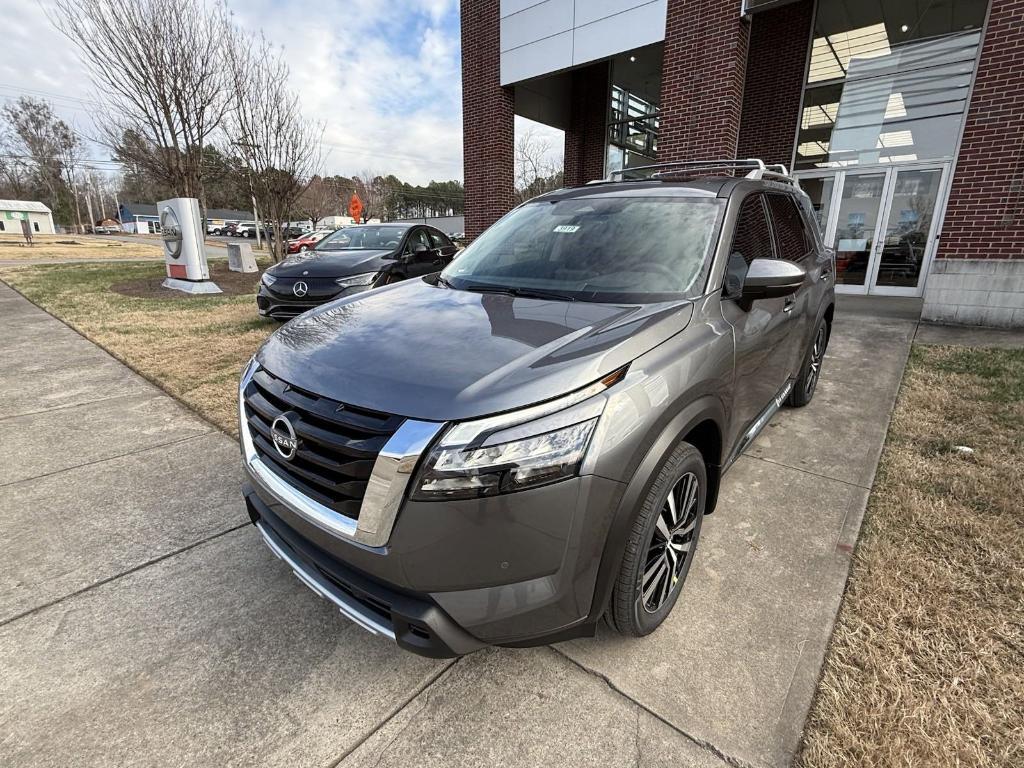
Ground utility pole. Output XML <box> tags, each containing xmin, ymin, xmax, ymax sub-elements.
<box><xmin>70</xmin><ymin>169</ymin><xmax>84</xmax><ymax>234</ymax></box>
<box><xmin>114</xmin><ymin>190</ymin><xmax>122</xmax><ymax>229</ymax></box>
<box><xmin>84</xmin><ymin>177</ymin><xmax>95</xmax><ymax>233</ymax></box>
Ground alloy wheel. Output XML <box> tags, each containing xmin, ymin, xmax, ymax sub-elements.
<box><xmin>640</xmin><ymin>471</ymin><xmax>700</xmax><ymax>613</ymax></box>
<box><xmin>805</xmin><ymin>324</ymin><xmax>827</xmax><ymax>397</ymax></box>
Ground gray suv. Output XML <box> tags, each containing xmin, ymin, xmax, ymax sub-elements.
<box><xmin>239</xmin><ymin>160</ymin><xmax>835</xmax><ymax>657</ymax></box>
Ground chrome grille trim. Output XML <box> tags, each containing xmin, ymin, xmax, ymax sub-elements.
<box><xmin>239</xmin><ymin>360</ymin><xmax>443</xmax><ymax>548</ymax></box>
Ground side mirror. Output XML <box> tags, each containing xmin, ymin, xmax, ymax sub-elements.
<box><xmin>741</xmin><ymin>258</ymin><xmax>806</xmax><ymax>303</ymax></box>
<box><xmin>410</xmin><ymin>242</ymin><xmax>433</xmax><ymax>261</ymax></box>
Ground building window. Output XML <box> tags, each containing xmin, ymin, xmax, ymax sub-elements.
<box><xmin>795</xmin><ymin>0</ymin><xmax>987</xmax><ymax>170</ymax></box>
<box><xmin>606</xmin><ymin>46</ymin><xmax>662</xmax><ymax>177</ymax></box>
<box><xmin>0</xmin><ymin>221</ymin><xmax>5</xmax><ymax>231</ymax></box>
<box><xmin>33</xmin><ymin>222</ymin><xmax>39</xmax><ymax>232</ymax></box>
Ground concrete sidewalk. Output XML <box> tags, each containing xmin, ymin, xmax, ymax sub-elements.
<box><xmin>0</xmin><ymin>283</ymin><xmax>916</xmax><ymax>767</ymax></box>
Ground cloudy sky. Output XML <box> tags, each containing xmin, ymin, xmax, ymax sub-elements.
<box><xmin>1</xmin><ymin>0</ymin><xmax>561</xmax><ymax>185</ymax></box>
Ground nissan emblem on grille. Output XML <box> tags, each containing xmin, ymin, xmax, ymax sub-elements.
<box><xmin>270</xmin><ymin>414</ymin><xmax>299</xmax><ymax>460</ymax></box>
<box><xmin>293</xmin><ymin>281</ymin><xmax>309</xmax><ymax>297</ymax></box>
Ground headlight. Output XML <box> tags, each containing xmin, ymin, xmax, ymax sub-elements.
<box><xmin>410</xmin><ymin>377</ymin><xmax>619</xmax><ymax>501</ymax></box>
<box><xmin>260</xmin><ymin>272</ymin><xmax>276</xmax><ymax>286</ymax></box>
<box><xmin>335</xmin><ymin>272</ymin><xmax>378</xmax><ymax>288</ymax></box>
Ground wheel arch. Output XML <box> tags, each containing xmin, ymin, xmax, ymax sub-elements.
<box><xmin>587</xmin><ymin>396</ymin><xmax>726</xmax><ymax>623</ymax></box>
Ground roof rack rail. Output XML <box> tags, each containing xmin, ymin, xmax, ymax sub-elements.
<box><xmin>606</xmin><ymin>158</ymin><xmax>801</xmax><ymax>190</ymax></box>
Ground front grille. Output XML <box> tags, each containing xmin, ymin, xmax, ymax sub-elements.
<box><xmin>267</xmin><ymin>277</ymin><xmax>341</xmax><ymax>300</ymax></box>
<box><xmin>243</xmin><ymin>368</ymin><xmax>405</xmax><ymax>520</ymax></box>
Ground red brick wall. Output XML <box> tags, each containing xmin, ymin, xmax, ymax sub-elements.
<box><xmin>938</xmin><ymin>0</ymin><xmax>1024</xmax><ymax>260</ymax></box>
<box><xmin>737</xmin><ymin>0</ymin><xmax>814</xmax><ymax>167</ymax></box>
<box><xmin>658</xmin><ymin>0</ymin><xmax>751</xmax><ymax>162</ymax></box>
<box><xmin>461</xmin><ymin>0</ymin><xmax>515</xmax><ymax>240</ymax></box>
<box><xmin>564</xmin><ymin>62</ymin><xmax>610</xmax><ymax>187</ymax></box>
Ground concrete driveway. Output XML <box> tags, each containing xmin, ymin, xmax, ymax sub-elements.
<box><xmin>0</xmin><ymin>282</ymin><xmax>917</xmax><ymax>768</ymax></box>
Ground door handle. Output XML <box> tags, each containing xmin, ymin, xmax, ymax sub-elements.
<box><xmin>783</xmin><ymin>298</ymin><xmax>796</xmax><ymax>313</ymax></box>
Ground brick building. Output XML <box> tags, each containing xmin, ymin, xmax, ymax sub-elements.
<box><xmin>462</xmin><ymin>0</ymin><xmax>1024</xmax><ymax>326</ymax></box>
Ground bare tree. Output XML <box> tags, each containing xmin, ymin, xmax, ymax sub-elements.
<box><xmin>49</xmin><ymin>0</ymin><xmax>230</xmax><ymax>209</ymax></box>
<box><xmin>515</xmin><ymin>128</ymin><xmax>564</xmax><ymax>204</ymax></box>
<box><xmin>223</xmin><ymin>29</ymin><xmax>322</xmax><ymax>261</ymax></box>
<box><xmin>354</xmin><ymin>171</ymin><xmax>385</xmax><ymax>222</ymax></box>
<box><xmin>296</xmin><ymin>175</ymin><xmax>336</xmax><ymax>229</ymax></box>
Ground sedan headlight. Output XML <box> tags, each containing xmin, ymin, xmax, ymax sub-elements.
<box><xmin>335</xmin><ymin>272</ymin><xmax>378</xmax><ymax>288</ymax></box>
<box><xmin>410</xmin><ymin>372</ymin><xmax>625</xmax><ymax>501</ymax></box>
<box><xmin>260</xmin><ymin>272</ymin><xmax>277</xmax><ymax>286</ymax></box>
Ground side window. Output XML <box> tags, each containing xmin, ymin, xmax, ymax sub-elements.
<box><xmin>428</xmin><ymin>228</ymin><xmax>452</xmax><ymax>250</ymax></box>
<box><xmin>767</xmin><ymin>193</ymin><xmax>814</xmax><ymax>262</ymax></box>
<box><xmin>406</xmin><ymin>228</ymin><xmax>432</xmax><ymax>252</ymax></box>
<box><xmin>725</xmin><ymin>195</ymin><xmax>773</xmax><ymax>296</ymax></box>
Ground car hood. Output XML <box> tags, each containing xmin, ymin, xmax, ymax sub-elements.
<box><xmin>256</xmin><ymin>278</ymin><xmax>694</xmax><ymax>422</ymax></box>
<box><xmin>268</xmin><ymin>250</ymin><xmax>393</xmax><ymax>277</ymax></box>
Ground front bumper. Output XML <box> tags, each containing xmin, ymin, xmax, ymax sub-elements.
<box><xmin>243</xmin><ymin>467</ymin><xmax>626</xmax><ymax>655</ymax></box>
<box><xmin>245</xmin><ymin>491</ymin><xmax>485</xmax><ymax>657</ymax></box>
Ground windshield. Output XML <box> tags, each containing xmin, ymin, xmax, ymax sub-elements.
<box><xmin>441</xmin><ymin>197</ymin><xmax>723</xmax><ymax>302</ymax></box>
<box><xmin>316</xmin><ymin>225</ymin><xmax>409</xmax><ymax>251</ymax></box>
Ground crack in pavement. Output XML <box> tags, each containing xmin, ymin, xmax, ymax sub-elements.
<box><xmin>325</xmin><ymin>658</ymin><xmax>460</xmax><ymax>768</ymax></box>
<box><xmin>0</xmin><ymin>431</ymin><xmax>216</xmax><ymax>489</ymax></box>
<box><xmin>549</xmin><ymin>646</ymin><xmax>757</xmax><ymax>768</ymax></box>
<box><xmin>0</xmin><ymin>522</ymin><xmax>249</xmax><ymax>629</ymax></box>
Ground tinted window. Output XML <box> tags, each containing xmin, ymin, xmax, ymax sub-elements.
<box><xmin>443</xmin><ymin>197</ymin><xmax>725</xmax><ymax>302</ymax></box>
<box><xmin>767</xmin><ymin>194</ymin><xmax>813</xmax><ymax>262</ymax></box>
<box><xmin>406</xmin><ymin>228</ymin><xmax>432</xmax><ymax>252</ymax></box>
<box><xmin>731</xmin><ymin>195</ymin><xmax>774</xmax><ymax>265</ymax></box>
<box><xmin>725</xmin><ymin>195</ymin><xmax>774</xmax><ymax>296</ymax></box>
<box><xmin>428</xmin><ymin>228</ymin><xmax>452</xmax><ymax>249</ymax></box>
<box><xmin>316</xmin><ymin>225</ymin><xmax>409</xmax><ymax>251</ymax></box>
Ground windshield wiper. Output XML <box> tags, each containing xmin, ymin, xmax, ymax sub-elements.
<box><xmin>436</xmin><ymin>274</ymin><xmax>456</xmax><ymax>289</ymax></box>
<box><xmin>459</xmin><ymin>284</ymin><xmax>577</xmax><ymax>302</ymax></box>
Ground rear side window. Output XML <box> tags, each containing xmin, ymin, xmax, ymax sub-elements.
<box><xmin>767</xmin><ymin>194</ymin><xmax>814</xmax><ymax>262</ymax></box>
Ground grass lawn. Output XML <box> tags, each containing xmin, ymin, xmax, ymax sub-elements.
<box><xmin>2</xmin><ymin>260</ymin><xmax>1021</xmax><ymax>764</ymax></box>
<box><xmin>0</xmin><ymin>259</ymin><xmax>272</xmax><ymax>434</ymax></box>
<box><xmin>799</xmin><ymin>345</ymin><xmax>1024</xmax><ymax>767</ymax></box>
<box><xmin>0</xmin><ymin>234</ymin><xmax>162</xmax><ymax>261</ymax></box>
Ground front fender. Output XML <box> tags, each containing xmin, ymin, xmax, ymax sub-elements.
<box><xmin>586</xmin><ymin>395</ymin><xmax>726</xmax><ymax>623</ymax></box>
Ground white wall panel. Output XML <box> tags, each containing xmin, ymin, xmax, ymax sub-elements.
<box><xmin>574</xmin><ymin>0</ymin><xmax>653</xmax><ymax>28</ymax></box>
<box><xmin>572</xmin><ymin>0</ymin><xmax>667</xmax><ymax>67</ymax></box>
<box><xmin>501</xmin><ymin>31</ymin><xmax>574</xmax><ymax>85</ymax></box>
<box><xmin>500</xmin><ymin>0</ymin><xmax>574</xmax><ymax>52</ymax></box>
<box><xmin>499</xmin><ymin>0</ymin><xmax>667</xmax><ymax>84</ymax></box>
<box><xmin>501</xmin><ymin>0</ymin><xmax>545</xmax><ymax>17</ymax></box>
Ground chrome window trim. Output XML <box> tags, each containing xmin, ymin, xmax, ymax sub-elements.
<box><xmin>255</xmin><ymin>520</ymin><xmax>396</xmax><ymax>639</ymax></box>
<box><xmin>239</xmin><ymin>360</ymin><xmax>443</xmax><ymax>548</ymax></box>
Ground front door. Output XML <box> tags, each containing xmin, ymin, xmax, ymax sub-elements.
<box><xmin>798</xmin><ymin>162</ymin><xmax>949</xmax><ymax>297</ymax></box>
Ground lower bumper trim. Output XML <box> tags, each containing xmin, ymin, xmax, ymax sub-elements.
<box><xmin>255</xmin><ymin>520</ymin><xmax>395</xmax><ymax>639</ymax></box>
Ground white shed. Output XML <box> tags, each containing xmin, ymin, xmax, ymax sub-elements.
<box><xmin>0</xmin><ymin>200</ymin><xmax>56</xmax><ymax>235</ymax></box>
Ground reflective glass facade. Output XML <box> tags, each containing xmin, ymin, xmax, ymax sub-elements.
<box><xmin>796</xmin><ymin>0</ymin><xmax>988</xmax><ymax>170</ymax></box>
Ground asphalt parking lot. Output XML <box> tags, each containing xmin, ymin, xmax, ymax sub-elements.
<box><xmin>0</xmin><ymin>282</ymin><xmax>918</xmax><ymax>767</ymax></box>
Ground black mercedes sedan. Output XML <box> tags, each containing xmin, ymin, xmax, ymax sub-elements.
<box><xmin>256</xmin><ymin>223</ymin><xmax>459</xmax><ymax>320</ymax></box>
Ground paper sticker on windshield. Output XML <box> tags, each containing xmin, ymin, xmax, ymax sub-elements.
<box><xmin>553</xmin><ymin>225</ymin><xmax>581</xmax><ymax>233</ymax></box>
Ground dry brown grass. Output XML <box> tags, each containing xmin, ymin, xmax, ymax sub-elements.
<box><xmin>0</xmin><ymin>260</ymin><xmax>272</xmax><ymax>434</ymax></box>
<box><xmin>0</xmin><ymin>234</ymin><xmax>162</xmax><ymax>261</ymax></box>
<box><xmin>799</xmin><ymin>345</ymin><xmax>1024</xmax><ymax>768</ymax></box>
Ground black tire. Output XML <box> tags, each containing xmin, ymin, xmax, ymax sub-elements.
<box><xmin>609</xmin><ymin>441</ymin><xmax>707</xmax><ymax>637</ymax></box>
<box><xmin>788</xmin><ymin>318</ymin><xmax>829</xmax><ymax>408</ymax></box>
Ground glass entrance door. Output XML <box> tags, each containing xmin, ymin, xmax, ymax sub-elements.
<box><xmin>798</xmin><ymin>163</ymin><xmax>949</xmax><ymax>297</ymax></box>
